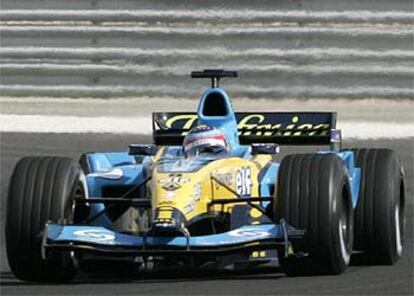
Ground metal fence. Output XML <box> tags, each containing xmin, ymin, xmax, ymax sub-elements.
<box><xmin>0</xmin><ymin>0</ymin><xmax>413</xmax><ymax>99</ymax></box>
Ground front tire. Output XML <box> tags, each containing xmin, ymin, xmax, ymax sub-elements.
<box><xmin>6</xmin><ymin>157</ymin><xmax>86</xmax><ymax>282</ymax></box>
<box><xmin>274</xmin><ymin>154</ymin><xmax>353</xmax><ymax>275</ymax></box>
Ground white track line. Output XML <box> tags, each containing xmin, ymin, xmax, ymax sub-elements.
<box><xmin>1</xmin><ymin>114</ymin><xmax>413</xmax><ymax>139</ymax></box>
<box><xmin>0</xmin><ymin>114</ymin><xmax>153</xmax><ymax>135</ymax></box>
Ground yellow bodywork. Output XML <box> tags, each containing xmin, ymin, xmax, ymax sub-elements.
<box><xmin>150</xmin><ymin>148</ymin><xmax>272</xmax><ymax>224</ymax></box>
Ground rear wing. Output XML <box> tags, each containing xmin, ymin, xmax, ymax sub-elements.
<box><xmin>153</xmin><ymin>112</ymin><xmax>341</xmax><ymax>147</ymax></box>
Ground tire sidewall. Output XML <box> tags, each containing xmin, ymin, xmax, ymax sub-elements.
<box><xmin>331</xmin><ymin>174</ymin><xmax>353</xmax><ymax>271</ymax></box>
<box><xmin>386</xmin><ymin>154</ymin><xmax>404</xmax><ymax>261</ymax></box>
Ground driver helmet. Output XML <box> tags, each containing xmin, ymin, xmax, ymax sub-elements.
<box><xmin>183</xmin><ymin>125</ymin><xmax>229</xmax><ymax>157</ymax></box>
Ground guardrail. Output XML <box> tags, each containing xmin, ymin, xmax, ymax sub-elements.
<box><xmin>0</xmin><ymin>1</ymin><xmax>413</xmax><ymax>99</ymax></box>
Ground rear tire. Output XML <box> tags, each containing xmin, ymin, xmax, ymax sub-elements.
<box><xmin>349</xmin><ymin>148</ymin><xmax>405</xmax><ymax>264</ymax></box>
<box><xmin>6</xmin><ymin>157</ymin><xmax>86</xmax><ymax>282</ymax></box>
<box><xmin>274</xmin><ymin>154</ymin><xmax>353</xmax><ymax>275</ymax></box>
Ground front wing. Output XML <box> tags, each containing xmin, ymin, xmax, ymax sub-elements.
<box><xmin>43</xmin><ymin>222</ymin><xmax>305</xmax><ymax>257</ymax></box>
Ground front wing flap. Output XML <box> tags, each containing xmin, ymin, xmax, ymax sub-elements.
<box><xmin>43</xmin><ymin>222</ymin><xmax>305</xmax><ymax>256</ymax></box>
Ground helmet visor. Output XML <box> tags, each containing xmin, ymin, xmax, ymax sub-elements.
<box><xmin>184</xmin><ymin>137</ymin><xmax>228</xmax><ymax>157</ymax></box>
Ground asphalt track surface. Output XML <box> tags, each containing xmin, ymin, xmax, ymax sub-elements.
<box><xmin>0</xmin><ymin>133</ymin><xmax>413</xmax><ymax>295</ymax></box>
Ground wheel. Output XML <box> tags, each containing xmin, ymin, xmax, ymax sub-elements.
<box><xmin>349</xmin><ymin>148</ymin><xmax>405</xmax><ymax>264</ymax></box>
<box><xmin>274</xmin><ymin>154</ymin><xmax>353</xmax><ymax>275</ymax></box>
<box><xmin>6</xmin><ymin>157</ymin><xmax>87</xmax><ymax>282</ymax></box>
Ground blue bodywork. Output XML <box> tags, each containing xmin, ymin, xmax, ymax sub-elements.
<box><xmin>46</xmin><ymin>223</ymin><xmax>301</xmax><ymax>249</ymax></box>
<box><xmin>197</xmin><ymin>88</ymin><xmax>248</xmax><ymax>157</ymax></box>
<box><xmin>82</xmin><ymin>152</ymin><xmax>150</xmax><ymax>227</ymax></box>
<box><xmin>44</xmin><ymin>86</ymin><xmax>361</xmax><ymax>257</ymax></box>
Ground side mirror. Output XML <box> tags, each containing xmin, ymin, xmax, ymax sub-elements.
<box><xmin>251</xmin><ymin>143</ymin><xmax>280</xmax><ymax>155</ymax></box>
<box><xmin>129</xmin><ymin>144</ymin><xmax>157</xmax><ymax>156</ymax></box>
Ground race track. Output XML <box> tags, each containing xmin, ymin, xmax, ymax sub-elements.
<box><xmin>0</xmin><ymin>133</ymin><xmax>412</xmax><ymax>295</ymax></box>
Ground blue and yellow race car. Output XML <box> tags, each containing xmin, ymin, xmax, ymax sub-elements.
<box><xmin>6</xmin><ymin>70</ymin><xmax>406</xmax><ymax>282</ymax></box>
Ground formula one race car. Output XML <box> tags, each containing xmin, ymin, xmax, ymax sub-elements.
<box><xmin>6</xmin><ymin>70</ymin><xmax>406</xmax><ymax>282</ymax></box>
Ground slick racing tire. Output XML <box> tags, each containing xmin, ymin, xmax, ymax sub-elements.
<box><xmin>6</xmin><ymin>157</ymin><xmax>87</xmax><ymax>282</ymax></box>
<box><xmin>349</xmin><ymin>148</ymin><xmax>405</xmax><ymax>264</ymax></box>
<box><xmin>274</xmin><ymin>154</ymin><xmax>353</xmax><ymax>275</ymax></box>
